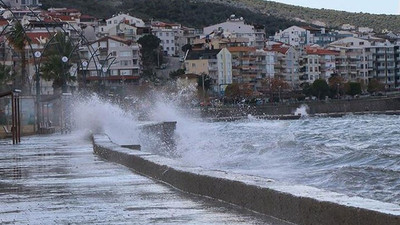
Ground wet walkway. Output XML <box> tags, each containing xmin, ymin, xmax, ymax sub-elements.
<box><xmin>0</xmin><ymin>134</ymin><xmax>290</xmax><ymax>224</ymax></box>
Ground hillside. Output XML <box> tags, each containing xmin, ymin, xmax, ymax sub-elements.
<box><xmin>212</xmin><ymin>0</ymin><xmax>400</xmax><ymax>32</ymax></box>
<box><xmin>41</xmin><ymin>0</ymin><xmax>400</xmax><ymax>33</ymax></box>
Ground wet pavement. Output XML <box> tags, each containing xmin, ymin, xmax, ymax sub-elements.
<box><xmin>0</xmin><ymin>133</ymin><xmax>291</xmax><ymax>224</ymax></box>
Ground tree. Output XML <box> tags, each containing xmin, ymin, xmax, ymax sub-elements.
<box><xmin>328</xmin><ymin>75</ymin><xmax>345</xmax><ymax>98</ymax></box>
<box><xmin>169</xmin><ymin>69</ymin><xmax>185</xmax><ymax>79</ymax></box>
<box><xmin>346</xmin><ymin>82</ymin><xmax>362</xmax><ymax>96</ymax></box>
<box><xmin>225</xmin><ymin>83</ymin><xmax>241</xmax><ymax>99</ymax></box>
<box><xmin>311</xmin><ymin>79</ymin><xmax>330</xmax><ymax>100</ymax></box>
<box><xmin>181</xmin><ymin>43</ymin><xmax>192</xmax><ymax>53</ymax></box>
<box><xmin>138</xmin><ymin>34</ymin><xmax>162</xmax><ymax>78</ymax></box>
<box><xmin>0</xmin><ymin>64</ymin><xmax>13</xmax><ymax>92</ymax></box>
<box><xmin>40</xmin><ymin>32</ymin><xmax>77</xmax><ymax>93</ymax></box>
<box><xmin>367</xmin><ymin>78</ymin><xmax>384</xmax><ymax>94</ymax></box>
<box><xmin>197</xmin><ymin>73</ymin><xmax>212</xmax><ymax>91</ymax></box>
<box><xmin>7</xmin><ymin>21</ymin><xmax>30</xmax><ymax>94</ymax></box>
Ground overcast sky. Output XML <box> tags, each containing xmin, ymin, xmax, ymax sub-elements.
<box><xmin>270</xmin><ymin>0</ymin><xmax>400</xmax><ymax>15</ymax></box>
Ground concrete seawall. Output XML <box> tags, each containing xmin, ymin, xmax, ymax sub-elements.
<box><xmin>202</xmin><ymin>97</ymin><xmax>400</xmax><ymax>118</ymax></box>
<box><xmin>93</xmin><ymin>134</ymin><xmax>400</xmax><ymax>225</ymax></box>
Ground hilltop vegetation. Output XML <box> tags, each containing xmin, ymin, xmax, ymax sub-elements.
<box><xmin>41</xmin><ymin>0</ymin><xmax>400</xmax><ymax>33</ymax></box>
<box><xmin>211</xmin><ymin>0</ymin><xmax>400</xmax><ymax>32</ymax></box>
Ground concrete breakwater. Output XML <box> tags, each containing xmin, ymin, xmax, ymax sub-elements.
<box><xmin>93</xmin><ymin>132</ymin><xmax>400</xmax><ymax>225</ymax></box>
<box><xmin>201</xmin><ymin>96</ymin><xmax>400</xmax><ymax>118</ymax></box>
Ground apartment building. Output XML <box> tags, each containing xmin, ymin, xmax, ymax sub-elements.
<box><xmin>273</xmin><ymin>26</ymin><xmax>313</xmax><ymax>47</ymax></box>
<box><xmin>184</xmin><ymin>49</ymin><xmax>232</xmax><ymax>93</ymax></box>
<box><xmin>266</xmin><ymin>44</ymin><xmax>300</xmax><ymax>88</ymax></box>
<box><xmin>300</xmin><ymin>47</ymin><xmax>339</xmax><ymax>84</ymax></box>
<box><xmin>203</xmin><ymin>15</ymin><xmax>265</xmax><ymax>49</ymax></box>
<box><xmin>99</xmin><ymin>13</ymin><xmax>145</xmax><ymax>38</ymax></box>
<box><xmin>152</xmin><ymin>21</ymin><xmax>181</xmax><ymax>56</ymax></box>
<box><xmin>2</xmin><ymin>0</ymin><xmax>41</xmax><ymax>8</ymax></box>
<box><xmin>369</xmin><ymin>43</ymin><xmax>399</xmax><ymax>89</ymax></box>
<box><xmin>80</xmin><ymin>36</ymin><xmax>142</xmax><ymax>86</ymax></box>
<box><xmin>328</xmin><ymin>37</ymin><xmax>373</xmax><ymax>85</ymax></box>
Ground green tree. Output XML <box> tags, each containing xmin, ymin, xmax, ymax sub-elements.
<box><xmin>169</xmin><ymin>68</ymin><xmax>185</xmax><ymax>79</ymax></box>
<box><xmin>138</xmin><ymin>34</ymin><xmax>162</xmax><ymax>78</ymax></box>
<box><xmin>40</xmin><ymin>32</ymin><xmax>77</xmax><ymax>93</ymax></box>
<box><xmin>197</xmin><ymin>73</ymin><xmax>212</xmax><ymax>91</ymax></box>
<box><xmin>312</xmin><ymin>79</ymin><xmax>330</xmax><ymax>100</ymax></box>
<box><xmin>7</xmin><ymin>21</ymin><xmax>30</xmax><ymax>94</ymax></box>
<box><xmin>0</xmin><ymin>64</ymin><xmax>13</xmax><ymax>92</ymax></box>
<box><xmin>346</xmin><ymin>82</ymin><xmax>362</xmax><ymax>96</ymax></box>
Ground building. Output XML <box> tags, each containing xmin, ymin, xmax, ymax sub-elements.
<box><xmin>203</xmin><ymin>15</ymin><xmax>264</xmax><ymax>49</ymax></box>
<box><xmin>216</xmin><ymin>48</ymin><xmax>232</xmax><ymax>93</ymax></box>
<box><xmin>152</xmin><ymin>21</ymin><xmax>181</xmax><ymax>56</ymax></box>
<box><xmin>80</xmin><ymin>36</ymin><xmax>142</xmax><ymax>86</ymax></box>
<box><xmin>328</xmin><ymin>37</ymin><xmax>373</xmax><ymax>85</ymax></box>
<box><xmin>369</xmin><ymin>42</ymin><xmax>399</xmax><ymax>89</ymax></box>
<box><xmin>273</xmin><ymin>26</ymin><xmax>313</xmax><ymax>47</ymax></box>
<box><xmin>99</xmin><ymin>13</ymin><xmax>145</xmax><ymax>38</ymax></box>
<box><xmin>2</xmin><ymin>0</ymin><xmax>41</xmax><ymax>8</ymax></box>
<box><xmin>184</xmin><ymin>48</ymin><xmax>232</xmax><ymax>93</ymax></box>
<box><xmin>266</xmin><ymin>44</ymin><xmax>300</xmax><ymax>88</ymax></box>
<box><xmin>301</xmin><ymin>47</ymin><xmax>339</xmax><ymax>84</ymax></box>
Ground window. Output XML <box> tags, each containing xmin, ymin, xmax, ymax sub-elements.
<box><xmin>120</xmin><ymin>70</ymin><xmax>132</xmax><ymax>76</ymax></box>
<box><xmin>166</xmin><ymin>32</ymin><xmax>169</xmax><ymax>36</ymax></box>
<box><xmin>110</xmin><ymin>70</ymin><xmax>118</xmax><ymax>76</ymax></box>
<box><xmin>120</xmin><ymin>51</ymin><xmax>132</xmax><ymax>57</ymax></box>
<box><xmin>120</xmin><ymin>60</ymin><xmax>130</xmax><ymax>66</ymax></box>
<box><xmin>166</xmin><ymin>40</ymin><xmax>169</xmax><ymax>44</ymax></box>
<box><xmin>100</xmin><ymin>42</ymin><xmax>107</xmax><ymax>48</ymax></box>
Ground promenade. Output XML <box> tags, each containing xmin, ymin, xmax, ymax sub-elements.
<box><xmin>0</xmin><ymin>133</ymin><xmax>289</xmax><ymax>224</ymax></box>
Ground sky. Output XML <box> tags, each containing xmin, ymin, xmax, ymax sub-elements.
<box><xmin>270</xmin><ymin>0</ymin><xmax>400</xmax><ymax>15</ymax></box>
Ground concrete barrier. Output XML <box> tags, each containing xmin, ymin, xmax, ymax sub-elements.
<box><xmin>93</xmin><ymin>134</ymin><xmax>400</xmax><ymax>225</ymax></box>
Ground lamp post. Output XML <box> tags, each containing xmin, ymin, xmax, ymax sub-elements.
<box><xmin>81</xmin><ymin>61</ymin><xmax>88</xmax><ymax>88</ymax></box>
<box><xmin>61</xmin><ymin>56</ymin><xmax>69</xmax><ymax>93</ymax></box>
<box><xmin>34</xmin><ymin>51</ymin><xmax>41</xmax><ymax>130</ymax></box>
<box><xmin>278</xmin><ymin>85</ymin><xmax>282</xmax><ymax>103</ymax></box>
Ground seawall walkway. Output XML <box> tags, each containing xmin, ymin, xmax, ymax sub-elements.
<box><xmin>0</xmin><ymin>134</ymin><xmax>289</xmax><ymax>224</ymax></box>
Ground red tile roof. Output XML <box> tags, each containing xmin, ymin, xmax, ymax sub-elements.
<box><xmin>305</xmin><ymin>47</ymin><xmax>339</xmax><ymax>55</ymax></box>
<box><xmin>227</xmin><ymin>46</ymin><xmax>256</xmax><ymax>52</ymax></box>
<box><xmin>25</xmin><ymin>32</ymin><xmax>53</xmax><ymax>44</ymax></box>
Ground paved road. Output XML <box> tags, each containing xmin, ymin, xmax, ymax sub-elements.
<box><xmin>0</xmin><ymin>133</ymin><xmax>291</xmax><ymax>224</ymax></box>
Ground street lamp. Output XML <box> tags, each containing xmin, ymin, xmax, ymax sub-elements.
<box><xmin>61</xmin><ymin>56</ymin><xmax>69</xmax><ymax>93</ymax></box>
<box><xmin>278</xmin><ymin>85</ymin><xmax>282</xmax><ymax>103</ymax></box>
<box><xmin>81</xmin><ymin>60</ymin><xmax>88</xmax><ymax>88</ymax></box>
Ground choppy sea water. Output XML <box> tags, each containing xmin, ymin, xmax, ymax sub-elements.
<box><xmin>172</xmin><ymin>114</ymin><xmax>400</xmax><ymax>205</ymax></box>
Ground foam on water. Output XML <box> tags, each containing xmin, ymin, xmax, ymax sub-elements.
<box><xmin>72</xmin><ymin>94</ymin><xmax>140</xmax><ymax>144</ymax></box>
<box><xmin>68</xmin><ymin>91</ymin><xmax>400</xmax><ymax>205</ymax></box>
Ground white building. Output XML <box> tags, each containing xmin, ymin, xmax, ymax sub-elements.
<box><xmin>152</xmin><ymin>21</ymin><xmax>181</xmax><ymax>56</ymax></box>
<box><xmin>80</xmin><ymin>36</ymin><xmax>142</xmax><ymax>86</ymax></box>
<box><xmin>2</xmin><ymin>0</ymin><xmax>41</xmax><ymax>8</ymax></box>
<box><xmin>217</xmin><ymin>48</ymin><xmax>232</xmax><ymax>93</ymax></box>
<box><xmin>328</xmin><ymin>37</ymin><xmax>373</xmax><ymax>84</ymax></box>
<box><xmin>203</xmin><ymin>15</ymin><xmax>264</xmax><ymax>49</ymax></box>
<box><xmin>99</xmin><ymin>13</ymin><xmax>144</xmax><ymax>36</ymax></box>
<box><xmin>273</xmin><ymin>26</ymin><xmax>314</xmax><ymax>47</ymax></box>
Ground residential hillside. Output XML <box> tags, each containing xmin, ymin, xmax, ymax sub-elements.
<box><xmin>41</xmin><ymin>0</ymin><xmax>400</xmax><ymax>33</ymax></box>
<box><xmin>41</xmin><ymin>0</ymin><xmax>305</xmax><ymax>35</ymax></box>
